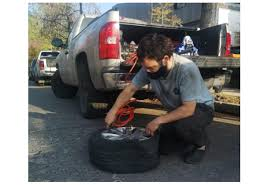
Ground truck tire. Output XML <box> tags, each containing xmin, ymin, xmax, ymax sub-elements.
<box><xmin>88</xmin><ymin>127</ymin><xmax>160</xmax><ymax>173</ymax></box>
<box><xmin>28</xmin><ymin>73</ymin><xmax>34</xmax><ymax>81</ymax></box>
<box><xmin>76</xmin><ymin>59</ymin><xmax>112</xmax><ymax>119</ymax></box>
<box><xmin>51</xmin><ymin>70</ymin><xmax>78</xmax><ymax>98</ymax></box>
<box><xmin>34</xmin><ymin>74</ymin><xmax>44</xmax><ymax>86</ymax></box>
<box><xmin>34</xmin><ymin>75</ymin><xmax>39</xmax><ymax>85</ymax></box>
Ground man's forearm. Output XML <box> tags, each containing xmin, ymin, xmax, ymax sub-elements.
<box><xmin>110</xmin><ymin>86</ymin><xmax>136</xmax><ymax>113</ymax></box>
<box><xmin>158</xmin><ymin>102</ymin><xmax>196</xmax><ymax>125</ymax></box>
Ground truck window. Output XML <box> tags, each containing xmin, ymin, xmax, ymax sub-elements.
<box><xmin>40</xmin><ymin>52</ymin><xmax>59</xmax><ymax>58</ymax></box>
<box><xmin>43</xmin><ymin>57</ymin><xmax>57</xmax><ymax>67</ymax></box>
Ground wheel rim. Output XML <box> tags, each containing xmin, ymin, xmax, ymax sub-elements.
<box><xmin>101</xmin><ymin>127</ymin><xmax>151</xmax><ymax>141</ymax></box>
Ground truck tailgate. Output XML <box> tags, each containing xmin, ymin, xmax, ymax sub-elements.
<box><xmin>185</xmin><ymin>56</ymin><xmax>240</xmax><ymax>68</ymax></box>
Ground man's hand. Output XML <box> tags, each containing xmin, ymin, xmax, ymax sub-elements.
<box><xmin>145</xmin><ymin>117</ymin><xmax>162</xmax><ymax>136</ymax></box>
<box><xmin>105</xmin><ymin>109</ymin><xmax>117</xmax><ymax>128</ymax></box>
<box><xmin>104</xmin><ymin>84</ymin><xmax>138</xmax><ymax>128</ymax></box>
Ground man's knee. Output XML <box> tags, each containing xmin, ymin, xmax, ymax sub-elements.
<box><xmin>159</xmin><ymin>123</ymin><xmax>176</xmax><ymax>136</ymax></box>
<box><xmin>176</xmin><ymin>103</ymin><xmax>213</xmax><ymax>129</ymax></box>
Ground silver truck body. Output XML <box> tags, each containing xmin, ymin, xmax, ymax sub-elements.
<box><xmin>55</xmin><ymin>10</ymin><xmax>240</xmax><ymax>92</ymax></box>
<box><xmin>34</xmin><ymin>50</ymin><xmax>59</xmax><ymax>82</ymax></box>
<box><xmin>57</xmin><ymin>11</ymin><xmax>121</xmax><ymax>90</ymax></box>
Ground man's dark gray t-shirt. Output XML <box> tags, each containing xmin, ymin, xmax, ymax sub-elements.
<box><xmin>132</xmin><ymin>54</ymin><xmax>214</xmax><ymax>111</ymax></box>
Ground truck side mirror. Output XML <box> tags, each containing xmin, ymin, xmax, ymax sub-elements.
<box><xmin>51</xmin><ymin>38</ymin><xmax>64</xmax><ymax>48</ymax></box>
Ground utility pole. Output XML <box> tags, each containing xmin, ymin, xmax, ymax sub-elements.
<box><xmin>161</xmin><ymin>4</ymin><xmax>163</xmax><ymax>25</ymax></box>
<box><xmin>79</xmin><ymin>3</ymin><xmax>83</xmax><ymax>14</ymax></box>
<box><xmin>150</xmin><ymin>3</ymin><xmax>153</xmax><ymax>24</ymax></box>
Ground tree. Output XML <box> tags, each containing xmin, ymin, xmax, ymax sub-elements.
<box><xmin>82</xmin><ymin>3</ymin><xmax>101</xmax><ymax>16</ymax></box>
<box><xmin>28</xmin><ymin>3</ymin><xmax>101</xmax><ymax>63</ymax></box>
<box><xmin>151</xmin><ymin>3</ymin><xmax>182</xmax><ymax>26</ymax></box>
<box><xmin>28</xmin><ymin>14</ymin><xmax>52</xmax><ymax>63</ymax></box>
<box><xmin>36</xmin><ymin>3</ymin><xmax>101</xmax><ymax>43</ymax></box>
<box><xmin>37</xmin><ymin>3</ymin><xmax>79</xmax><ymax>43</ymax></box>
<box><xmin>200</xmin><ymin>3</ymin><xmax>220</xmax><ymax>29</ymax></box>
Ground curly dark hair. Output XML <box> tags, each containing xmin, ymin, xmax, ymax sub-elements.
<box><xmin>136</xmin><ymin>33</ymin><xmax>173</xmax><ymax>63</ymax></box>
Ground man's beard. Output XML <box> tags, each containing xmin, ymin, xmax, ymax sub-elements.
<box><xmin>147</xmin><ymin>65</ymin><xmax>168</xmax><ymax>79</ymax></box>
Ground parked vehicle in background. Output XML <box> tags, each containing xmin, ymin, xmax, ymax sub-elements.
<box><xmin>29</xmin><ymin>58</ymin><xmax>37</xmax><ymax>81</ymax></box>
<box><xmin>33</xmin><ymin>51</ymin><xmax>60</xmax><ymax>85</ymax></box>
<box><xmin>51</xmin><ymin>10</ymin><xmax>240</xmax><ymax>119</ymax></box>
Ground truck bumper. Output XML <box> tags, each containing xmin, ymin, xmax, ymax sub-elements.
<box><xmin>102</xmin><ymin>71</ymin><xmax>151</xmax><ymax>90</ymax></box>
<box><xmin>37</xmin><ymin>71</ymin><xmax>55</xmax><ymax>82</ymax></box>
<box><xmin>40</xmin><ymin>71</ymin><xmax>55</xmax><ymax>77</ymax></box>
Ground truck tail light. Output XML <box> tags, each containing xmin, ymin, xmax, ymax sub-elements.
<box><xmin>225</xmin><ymin>32</ymin><xmax>231</xmax><ymax>56</ymax></box>
<box><xmin>99</xmin><ymin>22</ymin><xmax>120</xmax><ymax>59</ymax></box>
<box><xmin>39</xmin><ymin>60</ymin><xmax>44</xmax><ymax>70</ymax></box>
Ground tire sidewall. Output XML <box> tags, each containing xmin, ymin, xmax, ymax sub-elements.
<box><xmin>77</xmin><ymin>62</ymin><xmax>111</xmax><ymax>118</ymax></box>
<box><xmin>88</xmin><ymin>128</ymin><xmax>160</xmax><ymax>173</ymax></box>
<box><xmin>51</xmin><ymin>70</ymin><xmax>78</xmax><ymax>98</ymax></box>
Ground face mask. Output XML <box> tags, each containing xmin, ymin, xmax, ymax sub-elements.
<box><xmin>147</xmin><ymin>64</ymin><xmax>168</xmax><ymax>79</ymax></box>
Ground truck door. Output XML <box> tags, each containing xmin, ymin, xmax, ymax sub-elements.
<box><xmin>191</xmin><ymin>23</ymin><xmax>228</xmax><ymax>56</ymax></box>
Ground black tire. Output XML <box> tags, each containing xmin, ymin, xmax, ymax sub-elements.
<box><xmin>28</xmin><ymin>73</ymin><xmax>34</xmax><ymax>81</ymax></box>
<box><xmin>78</xmin><ymin>88</ymin><xmax>111</xmax><ymax>119</ymax></box>
<box><xmin>76</xmin><ymin>59</ymin><xmax>112</xmax><ymax>119</ymax></box>
<box><xmin>34</xmin><ymin>74</ymin><xmax>43</xmax><ymax>86</ymax></box>
<box><xmin>51</xmin><ymin>70</ymin><xmax>78</xmax><ymax>98</ymax></box>
<box><xmin>34</xmin><ymin>75</ymin><xmax>39</xmax><ymax>84</ymax></box>
<box><xmin>88</xmin><ymin>127</ymin><xmax>160</xmax><ymax>173</ymax></box>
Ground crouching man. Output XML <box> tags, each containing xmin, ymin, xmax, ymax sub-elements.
<box><xmin>105</xmin><ymin>33</ymin><xmax>214</xmax><ymax>164</ymax></box>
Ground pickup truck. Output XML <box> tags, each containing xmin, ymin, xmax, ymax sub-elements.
<box><xmin>51</xmin><ymin>9</ymin><xmax>240</xmax><ymax>119</ymax></box>
<box><xmin>33</xmin><ymin>50</ymin><xmax>60</xmax><ymax>85</ymax></box>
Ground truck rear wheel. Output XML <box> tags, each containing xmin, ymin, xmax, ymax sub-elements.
<box><xmin>51</xmin><ymin>70</ymin><xmax>78</xmax><ymax>99</ymax></box>
<box><xmin>78</xmin><ymin>88</ymin><xmax>111</xmax><ymax>119</ymax></box>
<box><xmin>76</xmin><ymin>59</ymin><xmax>112</xmax><ymax>119</ymax></box>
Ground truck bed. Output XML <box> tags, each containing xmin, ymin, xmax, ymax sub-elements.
<box><xmin>185</xmin><ymin>56</ymin><xmax>240</xmax><ymax>68</ymax></box>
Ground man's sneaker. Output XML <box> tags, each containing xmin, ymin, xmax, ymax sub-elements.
<box><xmin>183</xmin><ymin>140</ymin><xmax>209</xmax><ymax>164</ymax></box>
<box><xmin>181</xmin><ymin>143</ymin><xmax>197</xmax><ymax>158</ymax></box>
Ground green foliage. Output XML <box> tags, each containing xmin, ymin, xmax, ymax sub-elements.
<box><xmin>28</xmin><ymin>15</ymin><xmax>52</xmax><ymax>63</ymax></box>
<box><xmin>37</xmin><ymin>3</ymin><xmax>77</xmax><ymax>42</ymax></box>
<box><xmin>28</xmin><ymin>3</ymin><xmax>101</xmax><ymax>64</ymax></box>
<box><xmin>152</xmin><ymin>3</ymin><xmax>182</xmax><ymax>26</ymax></box>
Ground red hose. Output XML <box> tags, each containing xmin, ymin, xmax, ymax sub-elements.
<box><xmin>111</xmin><ymin>53</ymin><xmax>139</xmax><ymax>127</ymax></box>
<box><xmin>124</xmin><ymin>52</ymin><xmax>138</xmax><ymax>82</ymax></box>
<box><xmin>112</xmin><ymin>100</ymin><xmax>136</xmax><ymax>127</ymax></box>
<box><xmin>112</xmin><ymin>105</ymin><xmax>135</xmax><ymax>127</ymax></box>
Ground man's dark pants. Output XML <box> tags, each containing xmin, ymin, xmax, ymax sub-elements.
<box><xmin>159</xmin><ymin>103</ymin><xmax>214</xmax><ymax>153</ymax></box>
